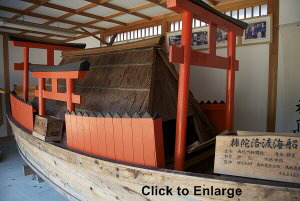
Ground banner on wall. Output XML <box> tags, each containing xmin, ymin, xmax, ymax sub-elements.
<box><xmin>280</xmin><ymin>22</ymin><xmax>300</xmax><ymax>132</ymax></box>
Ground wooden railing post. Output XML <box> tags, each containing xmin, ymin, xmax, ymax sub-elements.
<box><xmin>66</xmin><ymin>78</ymin><xmax>74</xmax><ymax>112</ymax></box>
<box><xmin>174</xmin><ymin>11</ymin><xmax>193</xmax><ymax>171</ymax></box>
<box><xmin>38</xmin><ymin>78</ymin><xmax>45</xmax><ymax>116</ymax></box>
<box><xmin>225</xmin><ymin>31</ymin><xmax>237</xmax><ymax>131</ymax></box>
<box><xmin>23</xmin><ymin>47</ymin><xmax>29</xmax><ymax>101</ymax></box>
<box><xmin>47</xmin><ymin>48</ymin><xmax>57</xmax><ymax>93</ymax></box>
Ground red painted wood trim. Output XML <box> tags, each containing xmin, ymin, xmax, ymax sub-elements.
<box><xmin>23</xmin><ymin>47</ymin><xmax>29</xmax><ymax>101</ymax></box>
<box><xmin>32</xmin><ymin>71</ymin><xmax>86</xmax><ymax>79</ymax></box>
<box><xmin>167</xmin><ymin>0</ymin><xmax>244</xmax><ymax>35</ymax></box>
<box><xmin>82</xmin><ymin>115</ymin><xmax>92</xmax><ymax>154</ymax></box>
<box><xmin>105</xmin><ymin>117</ymin><xmax>115</xmax><ymax>160</ymax></box>
<box><xmin>34</xmin><ymin>90</ymin><xmax>80</xmax><ymax>104</ymax></box>
<box><xmin>113</xmin><ymin>117</ymin><xmax>124</xmax><ymax>162</ymax></box>
<box><xmin>225</xmin><ymin>31</ymin><xmax>237</xmax><ymax>131</ymax></box>
<box><xmin>141</xmin><ymin>118</ymin><xmax>157</xmax><ymax>167</ymax></box>
<box><xmin>169</xmin><ymin>46</ymin><xmax>239</xmax><ymax>70</ymax></box>
<box><xmin>174</xmin><ymin>11</ymin><xmax>193</xmax><ymax>171</ymax></box>
<box><xmin>89</xmin><ymin>116</ymin><xmax>99</xmax><ymax>155</ymax></box>
<box><xmin>65</xmin><ymin>114</ymin><xmax>73</xmax><ymax>148</ymax></box>
<box><xmin>96</xmin><ymin>117</ymin><xmax>106</xmax><ymax>157</ymax></box>
<box><xmin>209</xmin><ymin>23</ymin><xmax>217</xmax><ymax>56</ymax></box>
<box><xmin>38</xmin><ymin>78</ymin><xmax>45</xmax><ymax>116</ymax></box>
<box><xmin>131</xmin><ymin>118</ymin><xmax>145</xmax><ymax>166</ymax></box>
<box><xmin>70</xmin><ymin>113</ymin><xmax>79</xmax><ymax>150</ymax></box>
<box><xmin>76</xmin><ymin>114</ymin><xmax>85</xmax><ymax>152</ymax></box>
<box><xmin>121</xmin><ymin>118</ymin><xmax>134</xmax><ymax>164</ymax></box>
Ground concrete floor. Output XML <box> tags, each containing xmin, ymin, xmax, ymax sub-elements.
<box><xmin>0</xmin><ymin>140</ymin><xmax>67</xmax><ymax>201</ymax></box>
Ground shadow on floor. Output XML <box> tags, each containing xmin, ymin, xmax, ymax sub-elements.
<box><xmin>0</xmin><ymin>139</ymin><xmax>67</xmax><ymax>201</ymax></box>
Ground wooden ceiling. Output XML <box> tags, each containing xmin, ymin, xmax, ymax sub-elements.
<box><xmin>0</xmin><ymin>0</ymin><xmax>266</xmax><ymax>43</ymax></box>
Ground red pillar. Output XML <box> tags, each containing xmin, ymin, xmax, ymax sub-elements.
<box><xmin>209</xmin><ymin>23</ymin><xmax>217</xmax><ymax>56</ymax></box>
<box><xmin>23</xmin><ymin>47</ymin><xmax>29</xmax><ymax>101</ymax></box>
<box><xmin>47</xmin><ymin>49</ymin><xmax>57</xmax><ymax>93</ymax></box>
<box><xmin>38</xmin><ymin>78</ymin><xmax>45</xmax><ymax>116</ymax></box>
<box><xmin>66</xmin><ymin>78</ymin><xmax>74</xmax><ymax>112</ymax></box>
<box><xmin>225</xmin><ymin>31</ymin><xmax>236</xmax><ymax>131</ymax></box>
<box><xmin>174</xmin><ymin>11</ymin><xmax>193</xmax><ymax>171</ymax></box>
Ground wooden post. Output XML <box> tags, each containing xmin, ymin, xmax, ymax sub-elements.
<box><xmin>38</xmin><ymin>78</ymin><xmax>45</xmax><ymax>116</ymax></box>
<box><xmin>209</xmin><ymin>23</ymin><xmax>217</xmax><ymax>56</ymax></box>
<box><xmin>47</xmin><ymin>49</ymin><xmax>57</xmax><ymax>93</ymax></box>
<box><xmin>266</xmin><ymin>0</ymin><xmax>279</xmax><ymax>132</ymax></box>
<box><xmin>66</xmin><ymin>78</ymin><xmax>74</xmax><ymax>112</ymax></box>
<box><xmin>174</xmin><ymin>11</ymin><xmax>193</xmax><ymax>171</ymax></box>
<box><xmin>23</xmin><ymin>47</ymin><xmax>29</xmax><ymax>101</ymax></box>
<box><xmin>2</xmin><ymin>34</ymin><xmax>12</xmax><ymax>136</ymax></box>
<box><xmin>225</xmin><ymin>31</ymin><xmax>236</xmax><ymax>131</ymax></box>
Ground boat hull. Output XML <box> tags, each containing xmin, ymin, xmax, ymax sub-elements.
<box><xmin>8</xmin><ymin>115</ymin><xmax>300</xmax><ymax>201</ymax></box>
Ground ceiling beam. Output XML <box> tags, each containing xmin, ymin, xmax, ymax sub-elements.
<box><xmin>19</xmin><ymin>3</ymin><xmax>100</xmax><ymax>36</ymax></box>
<box><xmin>21</xmin><ymin>0</ymin><xmax>127</xmax><ymax>26</ymax></box>
<box><xmin>11</xmin><ymin>4</ymin><xmax>40</xmax><ymax>20</ymax></box>
<box><xmin>145</xmin><ymin>0</ymin><xmax>169</xmax><ymax>9</ymax></box>
<box><xmin>45</xmin><ymin>2</ymin><xmax>163</xmax><ymax>40</ymax></box>
<box><xmin>84</xmin><ymin>0</ymin><xmax>152</xmax><ymax>21</ymax></box>
<box><xmin>0</xmin><ymin>5</ymin><xmax>106</xmax><ymax>31</ymax></box>
<box><xmin>0</xmin><ymin>25</ymin><xmax>73</xmax><ymax>38</ymax></box>
<box><xmin>64</xmin><ymin>12</ymin><xmax>178</xmax><ymax>42</ymax></box>
<box><xmin>206</xmin><ymin>0</ymin><xmax>218</xmax><ymax>6</ymax></box>
<box><xmin>0</xmin><ymin>31</ymin><xmax>62</xmax><ymax>43</ymax></box>
<box><xmin>214</xmin><ymin>0</ymin><xmax>267</xmax><ymax>12</ymax></box>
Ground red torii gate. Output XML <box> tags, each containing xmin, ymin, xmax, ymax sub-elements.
<box><xmin>8</xmin><ymin>35</ymin><xmax>85</xmax><ymax>102</ymax></box>
<box><xmin>167</xmin><ymin>0</ymin><xmax>248</xmax><ymax>170</ymax></box>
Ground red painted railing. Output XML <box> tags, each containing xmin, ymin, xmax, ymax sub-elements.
<box><xmin>10</xmin><ymin>93</ymin><xmax>34</xmax><ymax>131</ymax></box>
<box><xmin>65</xmin><ymin>112</ymin><xmax>165</xmax><ymax>168</ymax></box>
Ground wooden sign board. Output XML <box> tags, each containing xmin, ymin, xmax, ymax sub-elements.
<box><xmin>33</xmin><ymin>115</ymin><xmax>63</xmax><ymax>142</ymax></box>
<box><xmin>214</xmin><ymin>131</ymin><xmax>300</xmax><ymax>184</ymax></box>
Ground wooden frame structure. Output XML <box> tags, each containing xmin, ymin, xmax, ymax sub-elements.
<box><xmin>167</xmin><ymin>0</ymin><xmax>247</xmax><ymax>170</ymax></box>
<box><xmin>7</xmin><ymin>36</ymin><xmax>85</xmax><ymax>105</ymax></box>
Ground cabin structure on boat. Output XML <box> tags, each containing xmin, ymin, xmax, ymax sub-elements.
<box><xmin>1</xmin><ymin>0</ymin><xmax>300</xmax><ymax>200</ymax></box>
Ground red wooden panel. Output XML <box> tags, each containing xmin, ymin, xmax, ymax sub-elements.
<box><xmin>89</xmin><ymin>115</ymin><xmax>99</xmax><ymax>155</ymax></box>
<box><xmin>112</xmin><ymin>114</ymin><xmax>124</xmax><ymax>162</ymax></box>
<box><xmin>65</xmin><ymin>113</ymin><xmax>73</xmax><ymax>148</ymax></box>
<box><xmin>141</xmin><ymin>116</ymin><xmax>156</xmax><ymax>167</ymax></box>
<box><xmin>32</xmin><ymin>71</ymin><xmax>86</xmax><ymax>79</ymax></box>
<box><xmin>96</xmin><ymin>114</ymin><xmax>106</xmax><ymax>157</ymax></box>
<box><xmin>82</xmin><ymin>113</ymin><xmax>92</xmax><ymax>154</ymax></box>
<box><xmin>153</xmin><ymin>118</ymin><xmax>165</xmax><ymax>168</ymax></box>
<box><xmin>70</xmin><ymin>113</ymin><xmax>79</xmax><ymax>150</ymax></box>
<box><xmin>76</xmin><ymin>113</ymin><xmax>85</xmax><ymax>152</ymax></box>
<box><xmin>131</xmin><ymin>114</ymin><xmax>144</xmax><ymax>166</ymax></box>
<box><xmin>104</xmin><ymin>114</ymin><xmax>115</xmax><ymax>160</ymax></box>
<box><xmin>121</xmin><ymin>114</ymin><xmax>134</xmax><ymax>164</ymax></box>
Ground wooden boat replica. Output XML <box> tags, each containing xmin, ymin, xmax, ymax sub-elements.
<box><xmin>7</xmin><ymin>0</ymin><xmax>300</xmax><ymax>200</ymax></box>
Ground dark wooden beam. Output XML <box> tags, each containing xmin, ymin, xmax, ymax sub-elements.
<box><xmin>2</xmin><ymin>34</ymin><xmax>12</xmax><ymax>136</ymax></box>
<box><xmin>266</xmin><ymin>0</ymin><xmax>279</xmax><ymax>132</ymax></box>
<box><xmin>206</xmin><ymin>0</ymin><xmax>218</xmax><ymax>6</ymax></box>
